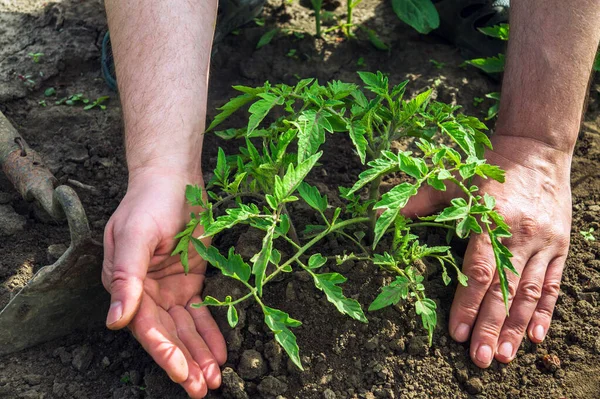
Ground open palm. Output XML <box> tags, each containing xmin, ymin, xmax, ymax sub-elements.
<box><xmin>102</xmin><ymin>171</ymin><xmax>226</xmax><ymax>399</ymax></box>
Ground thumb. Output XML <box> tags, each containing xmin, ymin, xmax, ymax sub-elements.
<box><xmin>401</xmin><ymin>184</ymin><xmax>447</xmax><ymax>219</ymax></box>
<box><xmin>105</xmin><ymin>229</ymin><xmax>152</xmax><ymax>330</ymax></box>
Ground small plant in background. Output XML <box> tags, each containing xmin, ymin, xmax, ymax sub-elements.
<box><xmin>391</xmin><ymin>0</ymin><xmax>439</xmax><ymax>34</ymax></box>
<box><xmin>484</xmin><ymin>92</ymin><xmax>501</xmax><ymax>120</ymax></box>
<box><xmin>28</xmin><ymin>52</ymin><xmax>44</xmax><ymax>63</ymax></box>
<box><xmin>174</xmin><ymin>72</ymin><xmax>516</xmax><ymax>368</ymax></box>
<box><xmin>84</xmin><ymin>96</ymin><xmax>110</xmax><ymax>111</ymax></box>
<box><xmin>56</xmin><ymin>93</ymin><xmax>89</xmax><ymax>106</ymax></box>
<box><xmin>580</xmin><ymin>227</ymin><xmax>596</xmax><ymax>242</ymax></box>
<box><xmin>429</xmin><ymin>59</ymin><xmax>445</xmax><ymax>70</ymax></box>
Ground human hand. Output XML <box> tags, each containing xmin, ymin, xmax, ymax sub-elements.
<box><xmin>102</xmin><ymin>168</ymin><xmax>226</xmax><ymax>398</ymax></box>
<box><xmin>402</xmin><ymin>135</ymin><xmax>572</xmax><ymax>368</ymax></box>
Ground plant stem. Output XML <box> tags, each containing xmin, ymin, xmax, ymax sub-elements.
<box><xmin>264</xmin><ymin>216</ymin><xmax>370</xmax><ymax>284</ymax></box>
<box><xmin>213</xmin><ymin>192</ymin><xmax>266</xmax><ymax>209</ymax></box>
<box><xmin>347</xmin><ymin>0</ymin><xmax>352</xmax><ymax>27</ymax></box>
<box><xmin>407</xmin><ymin>222</ymin><xmax>453</xmax><ymax>230</ymax></box>
<box><xmin>367</xmin><ymin>175</ymin><xmax>382</xmax><ymax>242</ymax></box>
<box><xmin>337</xmin><ymin>230</ymin><xmax>370</xmax><ymax>254</ymax></box>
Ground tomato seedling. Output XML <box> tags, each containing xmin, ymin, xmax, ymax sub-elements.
<box><xmin>174</xmin><ymin>71</ymin><xmax>516</xmax><ymax>369</ymax></box>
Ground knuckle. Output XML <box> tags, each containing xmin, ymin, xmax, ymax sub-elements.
<box><xmin>476</xmin><ymin>322</ymin><xmax>501</xmax><ymax>340</ymax></box>
<box><xmin>489</xmin><ymin>280</ymin><xmax>516</xmax><ymax>303</ymax></box>
<box><xmin>518</xmin><ymin>280</ymin><xmax>543</xmax><ymax>303</ymax></box>
<box><xmin>110</xmin><ymin>269</ymin><xmax>140</xmax><ymax>292</ymax></box>
<box><xmin>542</xmin><ymin>280</ymin><xmax>561</xmax><ymax>298</ymax></box>
<box><xmin>534</xmin><ymin>306</ymin><xmax>554</xmax><ymax>320</ymax></box>
<box><xmin>516</xmin><ymin>216</ymin><xmax>540</xmax><ymax>239</ymax></box>
<box><xmin>467</xmin><ymin>260</ymin><xmax>496</xmax><ymax>287</ymax></box>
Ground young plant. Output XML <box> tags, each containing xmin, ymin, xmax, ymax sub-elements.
<box><xmin>580</xmin><ymin>227</ymin><xmax>596</xmax><ymax>241</ymax></box>
<box><xmin>311</xmin><ymin>0</ymin><xmax>323</xmax><ymax>37</ymax></box>
<box><xmin>28</xmin><ymin>52</ymin><xmax>44</xmax><ymax>63</ymax></box>
<box><xmin>84</xmin><ymin>96</ymin><xmax>110</xmax><ymax>110</ymax></box>
<box><xmin>174</xmin><ymin>72</ymin><xmax>516</xmax><ymax>368</ymax></box>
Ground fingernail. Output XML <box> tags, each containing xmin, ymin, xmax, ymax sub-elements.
<box><xmin>533</xmin><ymin>325</ymin><xmax>545</xmax><ymax>341</ymax></box>
<box><xmin>497</xmin><ymin>341</ymin><xmax>513</xmax><ymax>359</ymax></box>
<box><xmin>454</xmin><ymin>323</ymin><xmax>470</xmax><ymax>341</ymax></box>
<box><xmin>106</xmin><ymin>301</ymin><xmax>123</xmax><ymax>326</ymax></box>
<box><xmin>476</xmin><ymin>344</ymin><xmax>493</xmax><ymax>365</ymax></box>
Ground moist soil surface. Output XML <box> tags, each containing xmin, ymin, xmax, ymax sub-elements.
<box><xmin>1</xmin><ymin>1</ymin><xmax>599</xmax><ymax>398</ymax></box>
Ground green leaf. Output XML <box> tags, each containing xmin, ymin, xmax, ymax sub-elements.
<box><xmin>347</xmin><ymin>154</ymin><xmax>397</xmax><ymax>195</ymax></box>
<box><xmin>478</xmin><ymin>23</ymin><xmax>509</xmax><ymax>41</ymax></box>
<box><xmin>594</xmin><ymin>51</ymin><xmax>600</xmax><ymax>72</ymax></box>
<box><xmin>357</xmin><ymin>71</ymin><xmax>388</xmax><ymax>96</ymax></box>
<box><xmin>257</xmin><ymin>28</ymin><xmax>279</xmax><ymax>49</ymax></box>
<box><xmin>456</xmin><ymin>215</ymin><xmax>482</xmax><ymax>238</ymax></box>
<box><xmin>185</xmin><ymin>184</ymin><xmax>205</xmax><ymax>207</ymax></box>
<box><xmin>365</xmin><ymin>28</ymin><xmax>389</xmax><ymax>51</ymax></box>
<box><xmin>248</xmin><ymin>93</ymin><xmax>284</xmax><ymax>135</ymax></box>
<box><xmin>391</xmin><ymin>0</ymin><xmax>440</xmax><ymax>34</ymax></box>
<box><xmin>489</xmin><ymin>229</ymin><xmax>519</xmax><ymax>314</ymax></box>
<box><xmin>227</xmin><ymin>305</ymin><xmax>239</xmax><ymax>328</ymax></box>
<box><xmin>308</xmin><ymin>253</ymin><xmax>327</xmax><ymax>269</ymax></box>
<box><xmin>347</xmin><ymin>121</ymin><xmax>368</xmax><ymax>164</ymax></box>
<box><xmin>369</xmin><ymin>275</ymin><xmax>410</xmax><ymax>311</ymax></box>
<box><xmin>475</xmin><ymin>164</ymin><xmax>506</xmax><ymax>183</ymax></box>
<box><xmin>201</xmin><ymin>204</ymin><xmax>261</xmax><ymax>237</ymax></box>
<box><xmin>427</xmin><ymin>175</ymin><xmax>446</xmax><ymax>191</ymax></box>
<box><xmin>398</xmin><ymin>152</ymin><xmax>426</xmax><ymax>179</ymax></box>
<box><xmin>466</xmin><ymin>54</ymin><xmax>505</xmax><ymax>74</ymax></box>
<box><xmin>439</xmin><ymin>121</ymin><xmax>476</xmax><ymax>157</ymax></box>
<box><xmin>262</xmin><ymin>306</ymin><xmax>303</xmax><ymax>370</ymax></box>
<box><xmin>294</xmin><ymin>110</ymin><xmax>333</xmax><ymax>163</ymax></box>
<box><xmin>208</xmin><ymin>91</ymin><xmax>260</xmax><ymax>132</ymax></box>
<box><xmin>171</xmin><ymin>217</ymin><xmax>200</xmax><ymax>273</ymax></box>
<box><xmin>298</xmin><ymin>182</ymin><xmax>328</xmax><ymax>212</ymax></box>
<box><xmin>435</xmin><ymin>204</ymin><xmax>468</xmax><ymax>222</ymax></box>
<box><xmin>312</xmin><ymin>273</ymin><xmax>368</xmax><ymax>322</ymax></box>
<box><xmin>252</xmin><ymin>226</ymin><xmax>275</xmax><ymax>296</ymax></box>
<box><xmin>191</xmin><ymin>240</ymin><xmax>251</xmax><ymax>282</ymax></box>
<box><xmin>275</xmin><ymin>152</ymin><xmax>322</xmax><ymax>201</ymax></box>
<box><xmin>415</xmin><ymin>298</ymin><xmax>437</xmax><ymax>345</ymax></box>
<box><xmin>373</xmin><ymin>183</ymin><xmax>418</xmax><ymax>248</ymax></box>
<box><xmin>215</xmin><ymin>148</ymin><xmax>230</xmax><ymax>185</ymax></box>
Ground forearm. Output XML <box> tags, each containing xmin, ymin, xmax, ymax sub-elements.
<box><xmin>496</xmin><ymin>0</ymin><xmax>600</xmax><ymax>156</ymax></box>
<box><xmin>105</xmin><ymin>0</ymin><xmax>218</xmax><ymax>179</ymax></box>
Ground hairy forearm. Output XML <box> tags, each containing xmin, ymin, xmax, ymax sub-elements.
<box><xmin>497</xmin><ymin>0</ymin><xmax>600</xmax><ymax>155</ymax></box>
<box><xmin>105</xmin><ymin>0</ymin><xmax>218</xmax><ymax>178</ymax></box>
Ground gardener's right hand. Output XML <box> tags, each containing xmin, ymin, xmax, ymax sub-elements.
<box><xmin>101</xmin><ymin>167</ymin><xmax>226</xmax><ymax>399</ymax></box>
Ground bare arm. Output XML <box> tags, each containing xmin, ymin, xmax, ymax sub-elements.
<box><xmin>102</xmin><ymin>2</ymin><xmax>224</xmax><ymax>398</ymax></box>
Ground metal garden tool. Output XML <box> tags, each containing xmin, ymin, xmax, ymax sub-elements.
<box><xmin>0</xmin><ymin>111</ymin><xmax>108</xmax><ymax>355</ymax></box>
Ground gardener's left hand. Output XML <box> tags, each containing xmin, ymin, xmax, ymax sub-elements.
<box><xmin>402</xmin><ymin>134</ymin><xmax>572</xmax><ymax>368</ymax></box>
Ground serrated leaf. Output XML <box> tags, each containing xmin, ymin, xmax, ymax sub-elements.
<box><xmin>298</xmin><ymin>182</ymin><xmax>328</xmax><ymax>212</ymax></box>
<box><xmin>435</xmin><ymin>204</ymin><xmax>468</xmax><ymax>222</ymax></box>
<box><xmin>308</xmin><ymin>253</ymin><xmax>327</xmax><ymax>269</ymax></box>
<box><xmin>456</xmin><ymin>215</ymin><xmax>482</xmax><ymax>238</ymax></box>
<box><xmin>275</xmin><ymin>152</ymin><xmax>322</xmax><ymax>202</ymax></box>
<box><xmin>201</xmin><ymin>204</ymin><xmax>261</xmax><ymax>237</ymax></box>
<box><xmin>478</xmin><ymin>23</ymin><xmax>509</xmax><ymax>40</ymax></box>
<box><xmin>475</xmin><ymin>164</ymin><xmax>506</xmax><ymax>183</ymax></box>
<box><xmin>262</xmin><ymin>306</ymin><xmax>303</xmax><ymax>370</ymax></box>
<box><xmin>208</xmin><ymin>92</ymin><xmax>259</xmax><ymax>131</ymax></box>
<box><xmin>347</xmin><ymin>154</ymin><xmax>397</xmax><ymax>195</ymax></box>
<box><xmin>171</xmin><ymin>217</ymin><xmax>201</xmax><ymax>273</ymax></box>
<box><xmin>415</xmin><ymin>298</ymin><xmax>437</xmax><ymax>345</ymax></box>
<box><xmin>427</xmin><ymin>175</ymin><xmax>446</xmax><ymax>191</ymax></box>
<box><xmin>215</xmin><ymin>148</ymin><xmax>230</xmax><ymax>185</ymax></box>
<box><xmin>248</xmin><ymin>93</ymin><xmax>284</xmax><ymax>135</ymax></box>
<box><xmin>365</xmin><ymin>28</ymin><xmax>389</xmax><ymax>51</ymax></box>
<box><xmin>294</xmin><ymin>110</ymin><xmax>332</xmax><ymax>163</ymax></box>
<box><xmin>348</xmin><ymin>121</ymin><xmax>368</xmax><ymax>164</ymax></box>
<box><xmin>398</xmin><ymin>152</ymin><xmax>425</xmax><ymax>179</ymax></box>
<box><xmin>191</xmin><ymin>239</ymin><xmax>251</xmax><ymax>282</ymax></box>
<box><xmin>391</xmin><ymin>0</ymin><xmax>440</xmax><ymax>34</ymax></box>
<box><xmin>257</xmin><ymin>28</ymin><xmax>279</xmax><ymax>49</ymax></box>
<box><xmin>466</xmin><ymin>54</ymin><xmax>505</xmax><ymax>74</ymax></box>
<box><xmin>439</xmin><ymin>121</ymin><xmax>476</xmax><ymax>157</ymax></box>
<box><xmin>369</xmin><ymin>275</ymin><xmax>410</xmax><ymax>311</ymax></box>
<box><xmin>185</xmin><ymin>185</ymin><xmax>205</xmax><ymax>207</ymax></box>
<box><xmin>312</xmin><ymin>273</ymin><xmax>367</xmax><ymax>322</ymax></box>
<box><xmin>373</xmin><ymin>183</ymin><xmax>418</xmax><ymax>248</ymax></box>
<box><xmin>357</xmin><ymin>71</ymin><xmax>388</xmax><ymax>96</ymax></box>
<box><xmin>227</xmin><ymin>305</ymin><xmax>239</xmax><ymax>328</ymax></box>
<box><xmin>252</xmin><ymin>225</ymin><xmax>275</xmax><ymax>296</ymax></box>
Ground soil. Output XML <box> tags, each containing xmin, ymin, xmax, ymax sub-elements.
<box><xmin>0</xmin><ymin>1</ymin><xmax>599</xmax><ymax>398</ymax></box>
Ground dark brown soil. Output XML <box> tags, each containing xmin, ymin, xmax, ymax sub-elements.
<box><xmin>1</xmin><ymin>1</ymin><xmax>599</xmax><ymax>398</ymax></box>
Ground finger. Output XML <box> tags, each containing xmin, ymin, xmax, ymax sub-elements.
<box><xmin>170</xmin><ymin>306</ymin><xmax>222</xmax><ymax>390</ymax></box>
<box><xmin>102</xmin><ymin>222</ymin><xmax>116</xmax><ymax>291</ymax></box>
<box><xmin>495</xmin><ymin>252</ymin><xmax>548</xmax><ymax>363</ymax></box>
<box><xmin>469</xmin><ymin>247</ymin><xmax>528</xmax><ymax>368</ymax></box>
<box><xmin>401</xmin><ymin>184</ymin><xmax>447</xmax><ymax>218</ymax></box>
<box><xmin>187</xmin><ymin>296</ymin><xmax>228</xmax><ymax>366</ymax></box>
<box><xmin>449</xmin><ymin>233</ymin><xmax>496</xmax><ymax>343</ymax></box>
<box><xmin>130</xmin><ymin>295</ymin><xmax>190</xmax><ymax>383</ymax></box>
<box><xmin>106</xmin><ymin>227</ymin><xmax>153</xmax><ymax>329</ymax></box>
<box><xmin>527</xmin><ymin>255</ymin><xmax>566</xmax><ymax>344</ymax></box>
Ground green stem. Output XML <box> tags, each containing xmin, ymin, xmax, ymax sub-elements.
<box><xmin>282</xmin><ymin>204</ymin><xmax>301</xmax><ymax>246</ymax></box>
<box><xmin>367</xmin><ymin>175</ymin><xmax>382</xmax><ymax>242</ymax></box>
<box><xmin>264</xmin><ymin>216</ymin><xmax>370</xmax><ymax>284</ymax></box>
<box><xmin>202</xmin><ymin>292</ymin><xmax>254</xmax><ymax>307</ymax></box>
<box><xmin>347</xmin><ymin>0</ymin><xmax>352</xmax><ymax>27</ymax></box>
<box><xmin>315</xmin><ymin>7</ymin><xmax>321</xmax><ymax>37</ymax></box>
<box><xmin>213</xmin><ymin>192</ymin><xmax>266</xmax><ymax>209</ymax></box>
<box><xmin>407</xmin><ymin>222</ymin><xmax>453</xmax><ymax>230</ymax></box>
<box><xmin>337</xmin><ymin>230</ymin><xmax>370</xmax><ymax>254</ymax></box>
